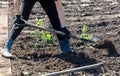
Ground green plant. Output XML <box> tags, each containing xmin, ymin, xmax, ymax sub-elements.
<box><xmin>30</xmin><ymin>18</ymin><xmax>53</xmax><ymax>48</ymax></box>
<box><xmin>82</xmin><ymin>24</ymin><xmax>88</xmax><ymax>34</ymax></box>
<box><xmin>36</xmin><ymin>18</ymin><xmax>43</xmax><ymax>26</ymax></box>
<box><xmin>30</xmin><ymin>30</ymin><xmax>40</xmax><ymax>48</ymax></box>
<box><xmin>46</xmin><ymin>33</ymin><xmax>53</xmax><ymax>44</ymax></box>
<box><xmin>80</xmin><ymin>24</ymin><xmax>91</xmax><ymax>40</ymax></box>
<box><xmin>41</xmin><ymin>31</ymin><xmax>53</xmax><ymax>44</ymax></box>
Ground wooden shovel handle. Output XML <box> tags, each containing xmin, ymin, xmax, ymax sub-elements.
<box><xmin>25</xmin><ymin>23</ymin><xmax>94</xmax><ymax>42</ymax></box>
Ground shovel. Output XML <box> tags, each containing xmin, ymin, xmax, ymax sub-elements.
<box><xmin>17</xmin><ymin>23</ymin><xmax>101</xmax><ymax>43</ymax></box>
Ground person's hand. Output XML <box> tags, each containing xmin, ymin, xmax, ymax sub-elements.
<box><xmin>61</xmin><ymin>27</ymin><xmax>71</xmax><ymax>39</ymax></box>
<box><xmin>14</xmin><ymin>15</ymin><xmax>25</xmax><ymax>24</ymax></box>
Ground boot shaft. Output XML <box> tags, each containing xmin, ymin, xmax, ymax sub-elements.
<box><xmin>4</xmin><ymin>39</ymin><xmax>14</xmax><ymax>51</ymax></box>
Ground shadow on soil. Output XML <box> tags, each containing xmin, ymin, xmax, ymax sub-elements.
<box><xmin>94</xmin><ymin>40</ymin><xmax>119</xmax><ymax>57</ymax></box>
<box><xmin>53</xmin><ymin>52</ymin><xmax>103</xmax><ymax>75</ymax></box>
<box><xmin>17</xmin><ymin>52</ymin><xmax>103</xmax><ymax>75</ymax></box>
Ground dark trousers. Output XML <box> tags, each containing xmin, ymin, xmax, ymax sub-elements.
<box><xmin>9</xmin><ymin>0</ymin><xmax>61</xmax><ymax>40</ymax></box>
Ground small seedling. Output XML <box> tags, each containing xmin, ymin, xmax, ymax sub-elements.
<box><xmin>80</xmin><ymin>24</ymin><xmax>91</xmax><ymax>40</ymax></box>
<box><xmin>80</xmin><ymin>34</ymin><xmax>91</xmax><ymax>40</ymax></box>
<box><xmin>82</xmin><ymin>24</ymin><xmax>88</xmax><ymax>33</ymax></box>
<box><xmin>41</xmin><ymin>31</ymin><xmax>53</xmax><ymax>44</ymax></box>
<box><xmin>84</xmin><ymin>45</ymin><xmax>94</xmax><ymax>49</ymax></box>
<box><xmin>36</xmin><ymin>18</ymin><xmax>43</xmax><ymax>26</ymax></box>
<box><xmin>41</xmin><ymin>31</ymin><xmax>47</xmax><ymax>40</ymax></box>
<box><xmin>30</xmin><ymin>30</ymin><xmax>40</xmax><ymax>48</ymax></box>
<box><xmin>46</xmin><ymin>34</ymin><xmax>53</xmax><ymax>44</ymax></box>
<box><xmin>30</xmin><ymin>31</ymin><xmax>37</xmax><ymax>35</ymax></box>
<box><xmin>30</xmin><ymin>18</ymin><xmax>53</xmax><ymax>48</ymax></box>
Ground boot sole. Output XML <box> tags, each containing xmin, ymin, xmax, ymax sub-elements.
<box><xmin>2</xmin><ymin>55</ymin><xmax>15</xmax><ymax>59</ymax></box>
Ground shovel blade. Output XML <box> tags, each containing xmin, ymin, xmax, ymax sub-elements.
<box><xmin>91</xmin><ymin>35</ymin><xmax>101</xmax><ymax>42</ymax></box>
<box><xmin>79</xmin><ymin>34</ymin><xmax>101</xmax><ymax>43</ymax></box>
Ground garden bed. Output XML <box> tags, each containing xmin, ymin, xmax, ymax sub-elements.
<box><xmin>7</xmin><ymin>0</ymin><xmax>120</xmax><ymax>76</ymax></box>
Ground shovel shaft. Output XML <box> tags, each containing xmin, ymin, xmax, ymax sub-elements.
<box><xmin>27</xmin><ymin>23</ymin><xmax>65</xmax><ymax>35</ymax></box>
<box><xmin>25</xmin><ymin>23</ymin><xmax>94</xmax><ymax>42</ymax></box>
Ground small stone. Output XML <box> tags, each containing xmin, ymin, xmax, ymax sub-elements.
<box><xmin>22</xmin><ymin>71</ymin><xmax>30</xmax><ymax>76</ymax></box>
<box><xmin>27</xmin><ymin>56</ymin><xmax>31</xmax><ymax>59</ymax></box>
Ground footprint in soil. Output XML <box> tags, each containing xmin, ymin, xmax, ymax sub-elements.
<box><xmin>94</xmin><ymin>40</ymin><xmax>119</xmax><ymax>56</ymax></box>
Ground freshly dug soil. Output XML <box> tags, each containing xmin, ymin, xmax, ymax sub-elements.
<box><xmin>7</xmin><ymin>0</ymin><xmax>120</xmax><ymax>76</ymax></box>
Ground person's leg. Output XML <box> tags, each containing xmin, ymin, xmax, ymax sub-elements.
<box><xmin>55</xmin><ymin>0</ymin><xmax>73</xmax><ymax>52</ymax></box>
<box><xmin>21</xmin><ymin>0</ymin><xmax>37</xmax><ymax>20</ymax></box>
<box><xmin>2</xmin><ymin>0</ymin><xmax>36</xmax><ymax>58</ymax></box>
<box><xmin>39</xmin><ymin>0</ymin><xmax>72</xmax><ymax>53</ymax></box>
<box><xmin>9</xmin><ymin>0</ymin><xmax>36</xmax><ymax>40</ymax></box>
<box><xmin>38</xmin><ymin>0</ymin><xmax>61</xmax><ymax>30</ymax></box>
<box><xmin>55</xmin><ymin>0</ymin><xmax>66</xmax><ymax>28</ymax></box>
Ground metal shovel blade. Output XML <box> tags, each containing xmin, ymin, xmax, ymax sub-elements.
<box><xmin>90</xmin><ymin>35</ymin><xmax>101</xmax><ymax>42</ymax></box>
<box><xmin>78</xmin><ymin>34</ymin><xmax>101</xmax><ymax>43</ymax></box>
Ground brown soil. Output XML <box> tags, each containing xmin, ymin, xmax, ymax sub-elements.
<box><xmin>6</xmin><ymin>0</ymin><xmax>120</xmax><ymax>76</ymax></box>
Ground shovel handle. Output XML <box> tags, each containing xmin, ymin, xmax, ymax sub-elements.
<box><xmin>27</xmin><ymin>23</ymin><xmax>65</xmax><ymax>35</ymax></box>
<box><xmin>25</xmin><ymin>23</ymin><xmax>94</xmax><ymax>42</ymax></box>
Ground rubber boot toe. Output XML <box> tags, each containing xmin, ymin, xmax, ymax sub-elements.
<box><xmin>1</xmin><ymin>49</ymin><xmax>14</xmax><ymax>58</ymax></box>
